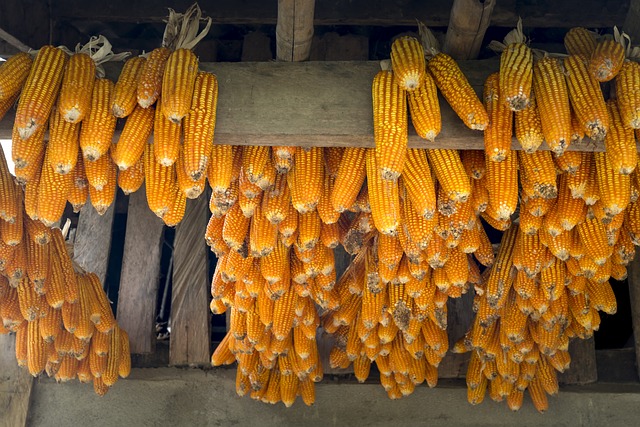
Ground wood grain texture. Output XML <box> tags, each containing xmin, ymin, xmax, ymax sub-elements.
<box><xmin>558</xmin><ymin>338</ymin><xmax>598</xmax><ymax>385</ymax></box>
<box><xmin>443</xmin><ymin>0</ymin><xmax>496</xmax><ymax>60</ymax></box>
<box><xmin>0</xmin><ymin>334</ymin><xmax>33</xmax><ymax>427</ymax></box>
<box><xmin>276</xmin><ymin>0</ymin><xmax>315</xmax><ymax>61</ymax></box>
<box><xmin>439</xmin><ymin>292</ymin><xmax>474</xmax><ymax>378</ymax></box>
<box><xmin>73</xmin><ymin>197</ymin><xmax>116</xmax><ymax>284</ymax></box>
<box><xmin>169</xmin><ymin>196</ymin><xmax>210</xmax><ymax>366</ymax></box>
<box><xmin>116</xmin><ymin>186</ymin><xmax>165</xmax><ymax>354</ymax></box>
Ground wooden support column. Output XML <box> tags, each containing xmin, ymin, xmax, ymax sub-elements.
<box><xmin>276</xmin><ymin>0</ymin><xmax>315</xmax><ymax>61</ymax></box>
<box><xmin>169</xmin><ymin>196</ymin><xmax>210</xmax><ymax>366</ymax></box>
<box><xmin>73</xmin><ymin>200</ymin><xmax>116</xmax><ymax>284</ymax></box>
<box><xmin>627</xmin><ymin>252</ymin><xmax>640</xmax><ymax>380</ymax></box>
<box><xmin>0</xmin><ymin>334</ymin><xmax>32</xmax><ymax>427</ymax></box>
<box><xmin>116</xmin><ymin>186</ymin><xmax>165</xmax><ymax>354</ymax></box>
<box><xmin>443</xmin><ymin>0</ymin><xmax>496</xmax><ymax>60</ymax></box>
<box><xmin>559</xmin><ymin>338</ymin><xmax>598</xmax><ymax>385</ymax></box>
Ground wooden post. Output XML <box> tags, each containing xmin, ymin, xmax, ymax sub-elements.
<box><xmin>627</xmin><ymin>252</ymin><xmax>640</xmax><ymax>380</ymax></box>
<box><xmin>558</xmin><ymin>338</ymin><xmax>598</xmax><ymax>385</ymax></box>
<box><xmin>116</xmin><ymin>186</ymin><xmax>165</xmax><ymax>354</ymax></box>
<box><xmin>624</xmin><ymin>0</ymin><xmax>640</xmax><ymax>43</ymax></box>
<box><xmin>443</xmin><ymin>0</ymin><xmax>496</xmax><ymax>60</ymax></box>
<box><xmin>169</xmin><ymin>196</ymin><xmax>210</xmax><ymax>366</ymax></box>
<box><xmin>276</xmin><ymin>0</ymin><xmax>315</xmax><ymax>61</ymax></box>
<box><xmin>73</xmin><ymin>199</ymin><xmax>116</xmax><ymax>284</ymax></box>
<box><xmin>0</xmin><ymin>334</ymin><xmax>32</xmax><ymax>427</ymax></box>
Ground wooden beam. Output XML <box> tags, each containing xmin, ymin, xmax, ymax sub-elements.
<box><xmin>0</xmin><ymin>60</ymin><xmax>618</xmax><ymax>152</ymax></box>
<box><xmin>72</xmin><ymin>200</ymin><xmax>116</xmax><ymax>284</ymax></box>
<box><xmin>169</xmin><ymin>196</ymin><xmax>210</xmax><ymax>366</ymax></box>
<box><xmin>627</xmin><ymin>253</ymin><xmax>640</xmax><ymax>381</ymax></box>
<box><xmin>276</xmin><ymin>0</ymin><xmax>315</xmax><ymax>61</ymax></box>
<box><xmin>0</xmin><ymin>334</ymin><xmax>33</xmax><ymax>427</ymax></box>
<box><xmin>443</xmin><ymin>0</ymin><xmax>496</xmax><ymax>60</ymax></box>
<box><xmin>50</xmin><ymin>0</ymin><xmax>626</xmax><ymax>28</ymax></box>
<box><xmin>558</xmin><ymin>338</ymin><xmax>598</xmax><ymax>385</ymax></box>
<box><xmin>116</xmin><ymin>186</ymin><xmax>165</xmax><ymax>354</ymax></box>
<box><xmin>624</xmin><ymin>0</ymin><xmax>640</xmax><ymax>42</ymax></box>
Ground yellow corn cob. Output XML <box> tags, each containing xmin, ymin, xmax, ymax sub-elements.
<box><xmin>331</xmin><ymin>147</ymin><xmax>367</xmax><ymax>213</ymax></box>
<box><xmin>533</xmin><ymin>57</ymin><xmax>572</xmax><ymax>154</ymax></box>
<box><xmin>518</xmin><ymin>150</ymin><xmax>557</xmax><ymax>199</ymax></box>
<box><xmin>316</xmin><ymin>169</ymin><xmax>340</xmax><ymax>225</ymax></box>
<box><xmin>402</xmin><ymin>148</ymin><xmax>437</xmax><ymax>218</ymax></box>
<box><xmin>289</xmin><ymin>147</ymin><xmax>323</xmax><ymax>214</ymax></box>
<box><xmin>407</xmin><ymin>71</ymin><xmax>441</xmax><ymax>141</ymax></box>
<box><xmin>0</xmin><ymin>90</ymin><xmax>18</xmax><ymax>122</ymax></box>
<box><xmin>249</xmin><ymin>204</ymin><xmax>277</xmax><ymax>257</ymax></box>
<box><xmin>485</xmin><ymin>151</ymin><xmax>519</xmax><ymax>221</ymax></box>
<box><xmin>514</xmin><ymin>93</ymin><xmax>544</xmax><ymax>153</ymax></box>
<box><xmin>565</xmin><ymin>27</ymin><xmax>597</xmax><ymax>57</ymax></box>
<box><xmin>272</xmin><ymin>146</ymin><xmax>296</xmax><ymax>174</ymax></box>
<box><xmin>484</xmin><ymin>72</ymin><xmax>513</xmax><ymax>161</ymax></box>
<box><xmin>222</xmin><ymin>201</ymin><xmax>251</xmax><ymax>251</ymax></box>
<box><xmin>183</xmin><ymin>71</ymin><xmax>218</xmax><ymax>180</ymax></box>
<box><xmin>0</xmin><ymin>52</ymin><xmax>32</xmax><ymax>101</ymax></box>
<box><xmin>366</xmin><ymin>149</ymin><xmax>400</xmax><ymax>235</ymax></box>
<box><xmin>565</xmin><ymin>54</ymin><xmax>609</xmax><ymax>141</ymax></box>
<box><xmin>89</xmin><ymin>149</ymin><xmax>117</xmax><ymax>215</ymax></box>
<box><xmin>485</xmin><ymin>226</ymin><xmax>517</xmax><ymax>309</ymax></box>
<box><xmin>0</xmin><ymin>192</ymin><xmax>22</xmax><ymax>246</ymax></box>
<box><xmin>162</xmin><ymin>48</ymin><xmax>198</xmax><ymax>123</ymax></box>
<box><xmin>26</xmin><ymin>237</ymin><xmax>49</xmax><ymax>291</ymax></box>
<box><xmin>461</xmin><ymin>150</ymin><xmax>486</xmax><ymax>180</ymax></box>
<box><xmin>84</xmin><ymin>144</ymin><xmax>113</xmax><ymax>191</ymax></box>
<box><xmin>390</xmin><ymin>36</ymin><xmax>425</xmax><ymax>91</ymax></box>
<box><xmin>117</xmin><ymin>154</ymin><xmax>145</xmax><ymax>195</ymax></box>
<box><xmin>113</xmin><ymin>104</ymin><xmax>155</xmax><ymax>170</ymax></box>
<box><xmin>103</xmin><ymin>327</ymin><xmax>121</xmax><ymax>386</ymax></box>
<box><xmin>590</xmin><ymin>36</ymin><xmax>625</xmax><ymax>82</ymax></box>
<box><xmin>144</xmin><ymin>141</ymin><xmax>175</xmax><ymax>217</ymax></box>
<box><xmin>426</xmin><ymin>50</ymin><xmax>488</xmax><ymax>130</ymax></box>
<box><xmin>137</xmin><ymin>47</ymin><xmax>171</xmax><ymax>108</ymax></box>
<box><xmin>577</xmin><ymin>216</ymin><xmax>612</xmax><ymax>265</ymax></box>
<box><xmin>14</xmin><ymin>46</ymin><xmax>67</xmax><ymax>140</ymax></box>
<box><xmin>616</xmin><ymin>60</ymin><xmax>640</xmax><ymax>128</ymax></box>
<box><xmin>80</xmin><ymin>79</ymin><xmax>117</xmax><ymax>161</ymax></box>
<box><xmin>604</xmin><ymin>99</ymin><xmax>636</xmax><ymax>174</ymax></box>
<box><xmin>58</xmin><ymin>52</ymin><xmax>96</xmax><ymax>123</ymax></box>
<box><xmin>272</xmin><ymin>289</ymin><xmax>298</xmax><ymax>341</ymax></box>
<box><xmin>112</xmin><ymin>56</ymin><xmax>146</xmax><ymax>118</ymax></box>
<box><xmin>427</xmin><ymin>149</ymin><xmax>471</xmax><ymax>203</ymax></box>
<box><xmin>496</xmin><ymin>24</ymin><xmax>533</xmax><ymax>111</ymax></box>
<box><xmin>37</xmin><ymin>150</ymin><xmax>72</xmax><ymax>226</ymax></box>
<box><xmin>153</xmin><ymin>97</ymin><xmax>181</xmax><ymax>166</ymax></box>
<box><xmin>47</xmin><ymin>107</ymin><xmax>80</xmax><ymax>174</ymax></box>
<box><xmin>176</xmin><ymin>147</ymin><xmax>206</xmax><ymax>199</ymax></box>
<box><xmin>0</xmin><ymin>150</ymin><xmax>19</xmax><ymax>223</ymax></box>
<box><xmin>11</xmin><ymin>115</ymin><xmax>47</xmax><ymax>176</ymax></box>
<box><xmin>595</xmin><ymin>151</ymin><xmax>631</xmax><ymax>216</ymax></box>
<box><xmin>401</xmin><ymin>188</ymin><xmax>436</xmax><ymax>250</ymax></box>
<box><xmin>372</xmin><ymin>70</ymin><xmax>408</xmax><ymax>180</ymax></box>
<box><xmin>27</xmin><ymin>318</ymin><xmax>47</xmax><ymax>376</ymax></box>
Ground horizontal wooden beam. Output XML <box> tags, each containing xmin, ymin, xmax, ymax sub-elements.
<box><xmin>0</xmin><ymin>60</ymin><xmax>617</xmax><ymax>152</ymax></box>
<box><xmin>50</xmin><ymin>0</ymin><xmax>627</xmax><ymax>28</ymax></box>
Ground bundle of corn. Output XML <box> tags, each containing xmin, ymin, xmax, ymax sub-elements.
<box><xmin>453</xmin><ymin>149</ymin><xmax>636</xmax><ymax>412</ymax></box>
<box><xmin>208</xmin><ymin>146</ymin><xmax>341</xmax><ymax>407</ymax></box>
<box><xmin>0</xmin><ymin>153</ymin><xmax>131</xmax><ymax>395</ymax></box>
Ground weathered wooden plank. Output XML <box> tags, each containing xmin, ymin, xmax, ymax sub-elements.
<box><xmin>50</xmin><ymin>0</ymin><xmax>626</xmax><ymax>28</ymax></box>
<box><xmin>116</xmin><ymin>186</ymin><xmax>165</xmax><ymax>354</ymax></box>
<box><xmin>627</xmin><ymin>253</ymin><xmax>640</xmax><ymax>381</ymax></box>
<box><xmin>439</xmin><ymin>292</ymin><xmax>474</xmax><ymax>378</ymax></box>
<box><xmin>169</xmin><ymin>196</ymin><xmax>210</xmax><ymax>366</ymax></box>
<box><xmin>0</xmin><ymin>60</ymin><xmax>620</xmax><ymax>152</ymax></box>
<box><xmin>72</xmin><ymin>198</ymin><xmax>116</xmax><ymax>284</ymax></box>
<box><xmin>276</xmin><ymin>0</ymin><xmax>315</xmax><ymax>61</ymax></box>
<box><xmin>443</xmin><ymin>0</ymin><xmax>496</xmax><ymax>60</ymax></box>
<box><xmin>558</xmin><ymin>338</ymin><xmax>598</xmax><ymax>385</ymax></box>
<box><xmin>0</xmin><ymin>334</ymin><xmax>33</xmax><ymax>427</ymax></box>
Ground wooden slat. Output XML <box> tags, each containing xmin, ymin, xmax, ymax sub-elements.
<box><xmin>276</xmin><ymin>0</ymin><xmax>315</xmax><ymax>61</ymax></box>
<box><xmin>50</xmin><ymin>0</ymin><xmax>626</xmax><ymax>28</ymax></box>
<box><xmin>0</xmin><ymin>334</ymin><xmax>32</xmax><ymax>427</ymax></box>
<box><xmin>169</xmin><ymin>196</ymin><xmax>210</xmax><ymax>366</ymax></box>
<box><xmin>72</xmin><ymin>199</ymin><xmax>116</xmax><ymax>284</ymax></box>
<box><xmin>627</xmin><ymin>254</ymin><xmax>640</xmax><ymax>381</ymax></box>
<box><xmin>558</xmin><ymin>338</ymin><xmax>598</xmax><ymax>385</ymax></box>
<box><xmin>0</xmin><ymin>60</ymin><xmax>621</xmax><ymax>152</ymax></box>
<box><xmin>439</xmin><ymin>292</ymin><xmax>474</xmax><ymax>378</ymax></box>
<box><xmin>443</xmin><ymin>0</ymin><xmax>496</xmax><ymax>60</ymax></box>
<box><xmin>116</xmin><ymin>186</ymin><xmax>165</xmax><ymax>354</ymax></box>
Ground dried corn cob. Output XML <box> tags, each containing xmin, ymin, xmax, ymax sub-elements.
<box><xmin>604</xmin><ymin>99</ymin><xmax>636</xmax><ymax>174</ymax></box>
<box><xmin>47</xmin><ymin>107</ymin><xmax>80</xmax><ymax>174</ymax></box>
<box><xmin>58</xmin><ymin>52</ymin><xmax>95</xmax><ymax>123</ymax></box>
<box><xmin>137</xmin><ymin>47</ymin><xmax>171</xmax><ymax>108</ymax></box>
<box><xmin>113</xmin><ymin>104</ymin><xmax>155</xmax><ymax>170</ymax></box>
<box><xmin>427</xmin><ymin>149</ymin><xmax>471</xmax><ymax>203</ymax></box>
<box><xmin>407</xmin><ymin>72</ymin><xmax>441</xmax><ymax>141</ymax></box>
<box><xmin>0</xmin><ymin>52</ymin><xmax>32</xmax><ymax>101</ymax></box>
<box><xmin>514</xmin><ymin>92</ymin><xmax>544</xmax><ymax>153</ymax></box>
<box><xmin>390</xmin><ymin>36</ymin><xmax>425</xmax><ymax>91</ymax></box>
<box><xmin>367</xmin><ymin>149</ymin><xmax>400</xmax><ymax>235</ymax></box>
<box><xmin>483</xmin><ymin>72</ymin><xmax>513</xmax><ymax>161</ymax></box>
<box><xmin>153</xmin><ymin>97</ymin><xmax>182</xmax><ymax>166</ymax></box>
<box><xmin>112</xmin><ymin>56</ymin><xmax>146</xmax><ymax>118</ymax></box>
<box><xmin>80</xmin><ymin>78</ymin><xmax>117</xmax><ymax>161</ymax></box>
<box><xmin>162</xmin><ymin>49</ymin><xmax>198</xmax><ymax>123</ymax></box>
<box><xmin>590</xmin><ymin>30</ymin><xmax>625</xmax><ymax>82</ymax></box>
<box><xmin>616</xmin><ymin>60</ymin><xmax>640</xmax><ymax>128</ymax></box>
<box><xmin>564</xmin><ymin>27</ymin><xmax>597</xmax><ymax>57</ymax></box>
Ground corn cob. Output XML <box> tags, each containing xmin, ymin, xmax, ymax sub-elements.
<box><xmin>27</xmin><ymin>318</ymin><xmax>47</xmax><ymax>376</ymax></box>
<box><xmin>402</xmin><ymin>148</ymin><xmax>437</xmax><ymax>218</ymax></box>
<box><xmin>483</xmin><ymin>72</ymin><xmax>513</xmax><ymax>161</ymax></box>
<box><xmin>183</xmin><ymin>71</ymin><xmax>218</xmax><ymax>180</ymax></box>
<box><xmin>0</xmin><ymin>148</ymin><xmax>19</xmax><ymax>222</ymax></box>
<box><xmin>532</xmin><ymin>57</ymin><xmax>572</xmax><ymax>154</ymax></box>
<box><xmin>37</xmin><ymin>150</ymin><xmax>72</xmax><ymax>226</ymax></box>
<box><xmin>407</xmin><ymin>71</ymin><xmax>441</xmax><ymax>141</ymax></box>
<box><xmin>176</xmin><ymin>147</ymin><xmax>206</xmax><ymax>199</ymax></box>
<box><xmin>1</xmin><ymin>194</ymin><xmax>23</xmax><ymax>246</ymax></box>
<box><xmin>58</xmin><ymin>52</ymin><xmax>96</xmax><ymax>123</ymax></box>
<box><xmin>564</xmin><ymin>27</ymin><xmax>597</xmax><ymax>57</ymax></box>
<box><xmin>514</xmin><ymin>92</ymin><xmax>544</xmax><ymax>153</ymax></box>
<box><xmin>484</xmin><ymin>151</ymin><xmax>519</xmax><ymax>221</ymax></box>
<box><xmin>0</xmin><ymin>90</ymin><xmax>18</xmax><ymax>122</ymax></box>
<box><xmin>390</xmin><ymin>36</ymin><xmax>425</xmax><ymax>91</ymax></box>
<box><xmin>162</xmin><ymin>48</ymin><xmax>198</xmax><ymax>123</ymax></box>
<box><xmin>117</xmin><ymin>154</ymin><xmax>145</xmax><ymax>195</ymax></box>
<box><xmin>84</xmin><ymin>144</ymin><xmax>113</xmax><ymax>192</ymax></box>
<box><xmin>616</xmin><ymin>60</ymin><xmax>640</xmax><ymax>128</ymax></box>
<box><xmin>366</xmin><ymin>149</ymin><xmax>400</xmax><ymax>235</ymax></box>
<box><xmin>604</xmin><ymin>99</ymin><xmax>636</xmax><ymax>174</ymax></box>
<box><xmin>595</xmin><ymin>152</ymin><xmax>631</xmax><ymax>216</ymax></box>
<box><xmin>89</xmin><ymin>150</ymin><xmax>117</xmax><ymax>215</ymax></box>
<box><xmin>47</xmin><ymin>107</ymin><xmax>80</xmax><ymax>174</ymax></box>
<box><xmin>492</xmin><ymin>20</ymin><xmax>533</xmax><ymax>111</ymax></box>
<box><xmin>112</xmin><ymin>56</ymin><xmax>146</xmax><ymax>117</ymax></box>
<box><xmin>518</xmin><ymin>150</ymin><xmax>557</xmax><ymax>199</ymax></box>
<box><xmin>137</xmin><ymin>47</ymin><xmax>171</xmax><ymax>108</ymax></box>
<box><xmin>0</xmin><ymin>52</ymin><xmax>32</xmax><ymax>101</ymax></box>
<box><xmin>11</xmin><ymin>116</ymin><xmax>47</xmax><ymax>175</ymax></box>
<box><xmin>427</xmin><ymin>149</ymin><xmax>471</xmax><ymax>203</ymax></box>
<box><xmin>80</xmin><ymin>79</ymin><xmax>117</xmax><ymax>161</ymax></box>
<box><xmin>564</xmin><ymin>54</ymin><xmax>609</xmax><ymax>142</ymax></box>
<box><xmin>289</xmin><ymin>147</ymin><xmax>323</xmax><ymax>214</ymax></box>
<box><xmin>14</xmin><ymin>46</ymin><xmax>67</xmax><ymax>140</ymax></box>
<box><xmin>590</xmin><ymin>32</ymin><xmax>625</xmax><ymax>82</ymax></box>
<box><xmin>113</xmin><ymin>104</ymin><xmax>155</xmax><ymax>170</ymax></box>
<box><xmin>331</xmin><ymin>148</ymin><xmax>367</xmax><ymax>213</ymax></box>
<box><xmin>153</xmin><ymin>97</ymin><xmax>182</xmax><ymax>166</ymax></box>
<box><xmin>372</xmin><ymin>70</ymin><xmax>408</xmax><ymax>180</ymax></box>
